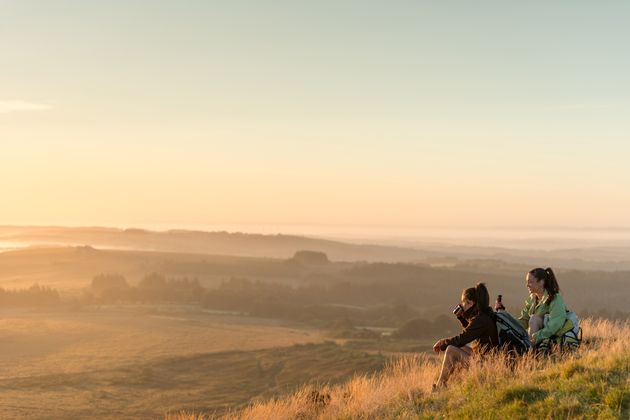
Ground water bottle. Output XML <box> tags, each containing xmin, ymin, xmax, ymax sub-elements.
<box><xmin>495</xmin><ymin>294</ymin><xmax>506</xmax><ymax>311</ymax></box>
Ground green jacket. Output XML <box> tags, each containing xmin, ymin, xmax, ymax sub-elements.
<box><xmin>517</xmin><ymin>290</ymin><xmax>572</xmax><ymax>343</ymax></box>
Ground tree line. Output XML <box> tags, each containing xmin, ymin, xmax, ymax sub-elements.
<box><xmin>0</xmin><ymin>284</ymin><xmax>60</xmax><ymax>306</ymax></box>
<box><xmin>84</xmin><ymin>274</ymin><xmax>428</xmax><ymax>327</ymax></box>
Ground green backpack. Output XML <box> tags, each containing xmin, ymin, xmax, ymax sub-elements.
<box><xmin>536</xmin><ymin>311</ymin><xmax>582</xmax><ymax>353</ymax></box>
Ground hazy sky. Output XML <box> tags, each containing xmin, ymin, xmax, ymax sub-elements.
<box><xmin>2</xmin><ymin>1</ymin><xmax>629</xmax><ymax>230</ymax></box>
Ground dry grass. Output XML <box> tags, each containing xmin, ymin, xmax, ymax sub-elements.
<box><xmin>175</xmin><ymin>318</ymin><xmax>629</xmax><ymax>419</ymax></box>
<box><xmin>0</xmin><ymin>307</ymin><xmax>330</xmax><ymax>419</ymax></box>
<box><xmin>0</xmin><ymin>307</ymin><xmax>325</xmax><ymax>379</ymax></box>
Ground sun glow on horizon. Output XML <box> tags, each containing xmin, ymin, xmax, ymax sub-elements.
<box><xmin>2</xmin><ymin>1</ymin><xmax>629</xmax><ymax>229</ymax></box>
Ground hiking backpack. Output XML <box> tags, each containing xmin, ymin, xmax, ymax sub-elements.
<box><xmin>536</xmin><ymin>311</ymin><xmax>583</xmax><ymax>353</ymax></box>
<box><xmin>492</xmin><ymin>310</ymin><xmax>532</xmax><ymax>354</ymax></box>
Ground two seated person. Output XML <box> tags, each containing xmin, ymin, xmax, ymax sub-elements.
<box><xmin>432</xmin><ymin>267</ymin><xmax>578</xmax><ymax>389</ymax></box>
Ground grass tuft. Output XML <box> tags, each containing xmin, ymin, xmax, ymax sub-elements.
<box><xmin>498</xmin><ymin>385</ymin><xmax>548</xmax><ymax>404</ymax></box>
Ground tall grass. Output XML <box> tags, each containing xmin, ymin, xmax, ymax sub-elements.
<box><xmin>169</xmin><ymin>318</ymin><xmax>630</xmax><ymax>419</ymax></box>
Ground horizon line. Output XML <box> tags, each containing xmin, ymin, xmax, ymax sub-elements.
<box><xmin>3</xmin><ymin>223</ymin><xmax>630</xmax><ymax>233</ymax></box>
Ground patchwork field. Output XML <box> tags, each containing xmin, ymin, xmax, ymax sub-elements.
<box><xmin>0</xmin><ymin>307</ymin><xmax>374</xmax><ymax>419</ymax></box>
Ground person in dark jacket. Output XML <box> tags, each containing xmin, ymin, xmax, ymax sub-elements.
<box><xmin>432</xmin><ymin>283</ymin><xmax>499</xmax><ymax>389</ymax></box>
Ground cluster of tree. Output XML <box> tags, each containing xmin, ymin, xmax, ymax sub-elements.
<box><xmin>87</xmin><ymin>268</ymin><xmax>630</xmax><ymax>330</ymax></box>
<box><xmin>326</xmin><ymin>318</ymin><xmax>382</xmax><ymax>339</ymax></box>
<box><xmin>291</xmin><ymin>250</ymin><xmax>329</xmax><ymax>264</ymax></box>
<box><xmin>86</xmin><ymin>274</ymin><xmax>428</xmax><ymax>328</ymax></box>
<box><xmin>201</xmin><ymin>277</ymin><xmax>424</xmax><ymax>327</ymax></box>
<box><xmin>85</xmin><ymin>273</ymin><xmax>204</xmax><ymax>304</ymax></box>
<box><xmin>159</xmin><ymin>256</ymin><xmax>495</xmax><ymax>311</ymax></box>
<box><xmin>0</xmin><ymin>284</ymin><xmax>60</xmax><ymax>307</ymax></box>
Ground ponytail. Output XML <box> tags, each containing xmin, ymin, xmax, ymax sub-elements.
<box><xmin>475</xmin><ymin>282</ymin><xmax>490</xmax><ymax>313</ymax></box>
<box><xmin>529</xmin><ymin>267</ymin><xmax>561</xmax><ymax>302</ymax></box>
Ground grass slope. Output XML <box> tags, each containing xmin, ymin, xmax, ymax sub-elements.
<box><xmin>0</xmin><ymin>339</ymin><xmax>384</xmax><ymax>419</ymax></box>
<box><xmin>171</xmin><ymin>318</ymin><xmax>629</xmax><ymax>419</ymax></box>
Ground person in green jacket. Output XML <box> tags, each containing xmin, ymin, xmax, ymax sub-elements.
<box><xmin>518</xmin><ymin>267</ymin><xmax>573</xmax><ymax>346</ymax></box>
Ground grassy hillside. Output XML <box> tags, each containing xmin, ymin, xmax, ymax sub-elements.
<box><xmin>170</xmin><ymin>318</ymin><xmax>629</xmax><ymax>419</ymax></box>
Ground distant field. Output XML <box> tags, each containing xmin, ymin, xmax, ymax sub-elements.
<box><xmin>0</xmin><ymin>307</ymin><xmax>325</xmax><ymax>379</ymax></box>
<box><xmin>0</xmin><ymin>246</ymin><xmax>249</xmax><ymax>292</ymax></box>
<box><xmin>5</xmin><ymin>225</ymin><xmax>630</xmax><ymax>270</ymax></box>
<box><xmin>0</xmin><ymin>225</ymin><xmax>436</xmax><ymax>263</ymax></box>
<box><xmin>0</xmin><ymin>306</ymin><xmax>351</xmax><ymax>419</ymax></box>
<box><xmin>0</xmin><ymin>246</ymin><xmax>349</xmax><ymax>292</ymax></box>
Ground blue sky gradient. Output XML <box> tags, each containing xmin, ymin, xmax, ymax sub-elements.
<box><xmin>2</xmin><ymin>1</ymin><xmax>629</xmax><ymax>229</ymax></box>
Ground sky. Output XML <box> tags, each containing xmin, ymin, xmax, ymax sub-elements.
<box><xmin>2</xmin><ymin>0</ymin><xmax>630</xmax><ymax>232</ymax></box>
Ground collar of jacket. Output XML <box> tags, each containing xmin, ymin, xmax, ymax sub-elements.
<box><xmin>533</xmin><ymin>289</ymin><xmax>550</xmax><ymax>305</ymax></box>
<box><xmin>463</xmin><ymin>305</ymin><xmax>478</xmax><ymax>320</ymax></box>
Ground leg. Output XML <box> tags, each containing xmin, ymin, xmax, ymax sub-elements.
<box><xmin>436</xmin><ymin>345</ymin><xmax>471</xmax><ymax>387</ymax></box>
<box><xmin>529</xmin><ymin>315</ymin><xmax>544</xmax><ymax>340</ymax></box>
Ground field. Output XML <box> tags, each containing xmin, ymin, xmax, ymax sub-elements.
<box><xmin>0</xmin><ymin>307</ymin><xmax>438</xmax><ymax>419</ymax></box>
<box><xmin>0</xmin><ymin>306</ymin><xmax>369</xmax><ymax>419</ymax></box>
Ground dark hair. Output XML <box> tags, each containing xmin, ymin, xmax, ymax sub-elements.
<box><xmin>462</xmin><ymin>282</ymin><xmax>491</xmax><ymax>314</ymax></box>
<box><xmin>529</xmin><ymin>267</ymin><xmax>560</xmax><ymax>303</ymax></box>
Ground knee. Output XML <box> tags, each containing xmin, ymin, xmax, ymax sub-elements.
<box><xmin>529</xmin><ymin>315</ymin><xmax>544</xmax><ymax>330</ymax></box>
<box><xmin>444</xmin><ymin>345</ymin><xmax>458</xmax><ymax>358</ymax></box>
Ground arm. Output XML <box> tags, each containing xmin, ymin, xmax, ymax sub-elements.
<box><xmin>432</xmin><ymin>314</ymin><xmax>469</xmax><ymax>353</ymax></box>
<box><xmin>532</xmin><ymin>295</ymin><xmax>567</xmax><ymax>343</ymax></box>
<box><xmin>440</xmin><ymin>315</ymin><xmax>487</xmax><ymax>350</ymax></box>
<box><xmin>517</xmin><ymin>295</ymin><xmax>533</xmax><ymax>330</ymax></box>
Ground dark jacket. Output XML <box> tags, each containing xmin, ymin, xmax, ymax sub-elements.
<box><xmin>439</xmin><ymin>306</ymin><xmax>499</xmax><ymax>354</ymax></box>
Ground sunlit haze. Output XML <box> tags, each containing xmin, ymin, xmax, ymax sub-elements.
<box><xmin>1</xmin><ymin>4</ymin><xmax>629</xmax><ymax>416</ymax></box>
<box><xmin>2</xmin><ymin>1</ymin><xmax>630</xmax><ymax>232</ymax></box>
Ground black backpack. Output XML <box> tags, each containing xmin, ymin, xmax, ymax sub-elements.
<box><xmin>492</xmin><ymin>310</ymin><xmax>532</xmax><ymax>354</ymax></box>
